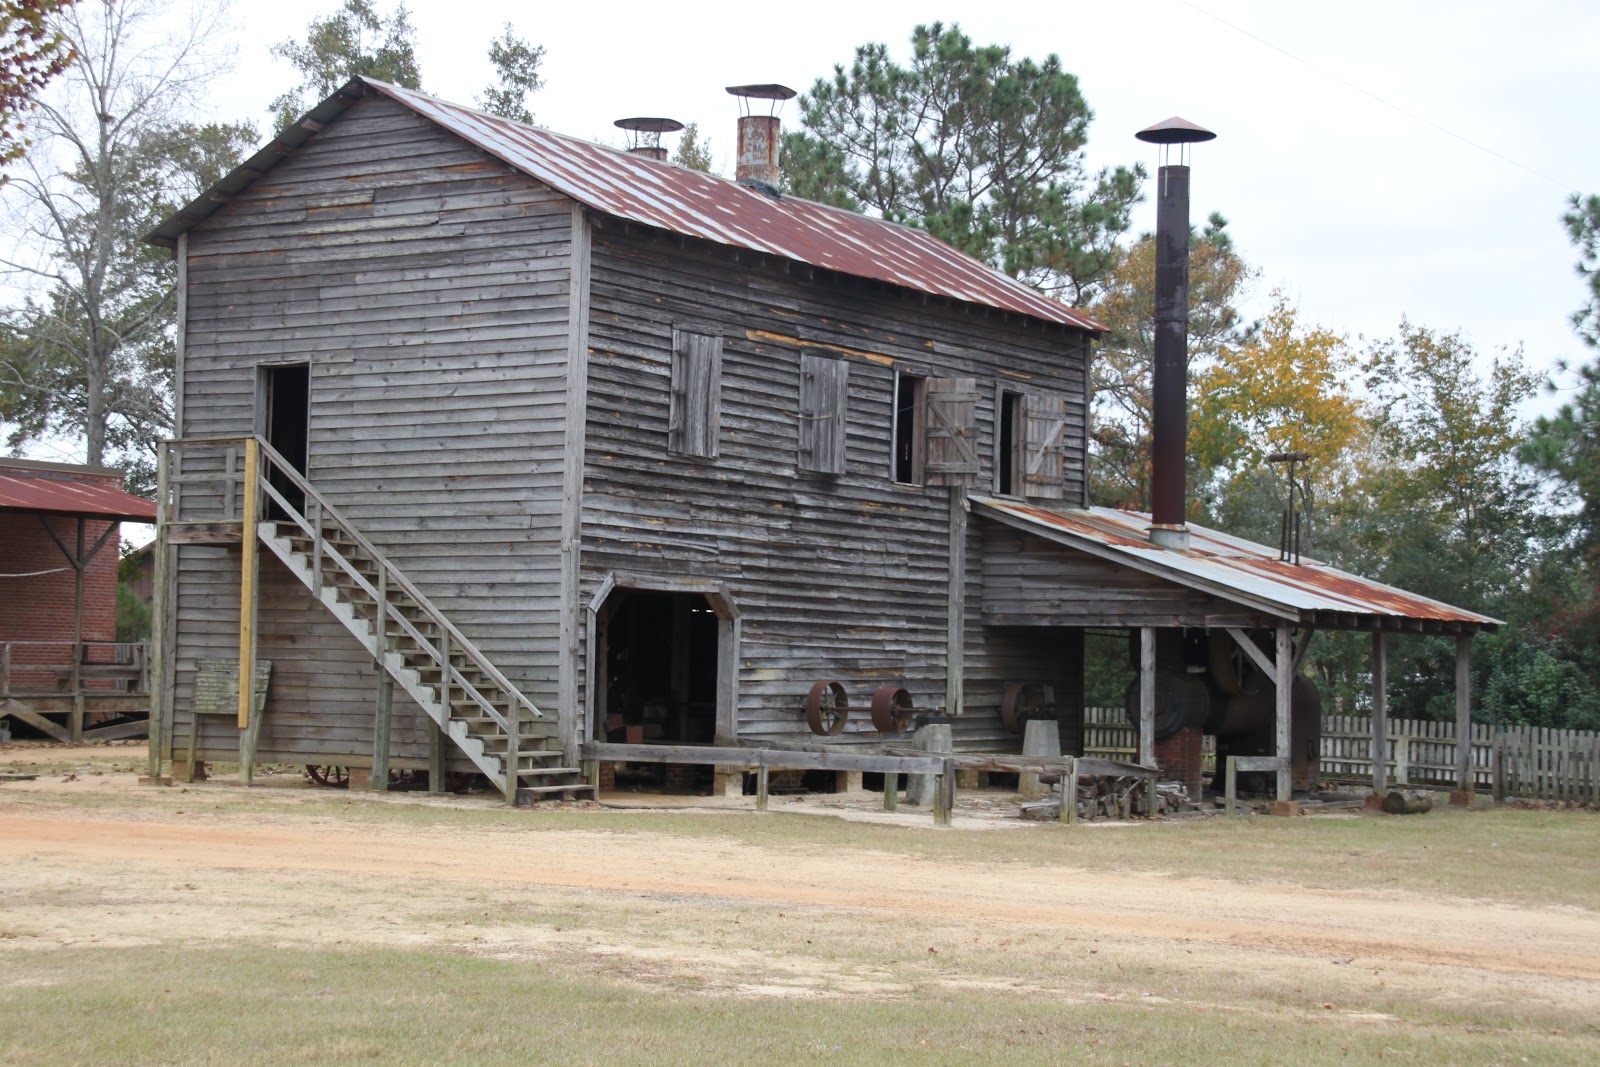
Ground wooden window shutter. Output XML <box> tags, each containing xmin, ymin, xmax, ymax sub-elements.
<box><xmin>1023</xmin><ymin>391</ymin><xmax>1068</xmax><ymax>500</ymax></box>
<box><xmin>799</xmin><ymin>352</ymin><xmax>848</xmax><ymax>474</ymax></box>
<box><xmin>925</xmin><ymin>377</ymin><xmax>978</xmax><ymax>486</ymax></box>
<box><xmin>668</xmin><ymin>329</ymin><xmax>722</xmax><ymax>458</ymax></box>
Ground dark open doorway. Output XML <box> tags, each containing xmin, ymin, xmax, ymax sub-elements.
<box><xmin>259</xmin><ymin>363</ymin><xmax>309</xmax><ymax>518</ymax></box>
<box><xmin>597</xmin><ymin>589</ymin><xmax>720</xmax><ymax>791</ymax></box>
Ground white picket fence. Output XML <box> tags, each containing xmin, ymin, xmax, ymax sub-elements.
<box><xmin>1082</xmin><ymin>707</ymin><xmax>1599</xmax><ymax>802</ymax></box>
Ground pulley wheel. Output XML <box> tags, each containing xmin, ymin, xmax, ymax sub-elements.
<box><xmin>869</xmin><ymin>686</ymin><xmax>914</xmax><ymax>733</ymax></box>
<box><xmin>804</xmin><ymin>680</ymin><xmax>850</xmax><ymax>736</ymax></box>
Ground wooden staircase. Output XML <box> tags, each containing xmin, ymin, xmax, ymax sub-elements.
<box><xmin>246</xmin><ymin>451</ymin><xmax>592</xmax><ymax>805</ymax></box>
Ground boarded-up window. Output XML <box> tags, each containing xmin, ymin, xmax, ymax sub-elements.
<box><xmin>669</xmin><ymin>329</ymin><xmax>722</xmax><ymax>458</ymax></box>
<box><xmin>925</xmin><ymin>377</ymin><xmax>978</xmax><ymax>487</ymax></box>
<box><xmin>1023</xmin><ymin>391</ymin><xmax>1069</xmax><ymax>500</ymax></box>
<box><xmin>799</xmin><ymin>352</ymin><xmax>849</xmax><ymax>474</ymax></box>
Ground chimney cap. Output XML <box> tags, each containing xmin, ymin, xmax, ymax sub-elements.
<box><xmin>725</xmin><ymin>83</ymin><xmax>796</xmax><ymax>101</ymax></box>
<box><xmin>1135</xmin><ymin>116</ymin><xmax>1216</xmax><ymax>145</ymax></box>
<box><xmin>614</xmin><ymin>117</ymin><xmax>685</xmax><ymax>134</ymax></box>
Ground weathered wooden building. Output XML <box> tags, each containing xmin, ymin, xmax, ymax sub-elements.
<box><xmin>144</xmin><ymin>78</ymin><xmax>1496</xmax><ymax>804</ymax></box>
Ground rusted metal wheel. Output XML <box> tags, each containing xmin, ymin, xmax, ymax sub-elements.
<box><xmin>305</xmin><ymin>764</ymin><xmax>349</xmax><ymax>788</ymax></box>
<box><xmin>1209</xmin><ymin>630</ymin><xmax>1263</xmax><ymax>697</ymax></box>
<box><xmin>804</xmin><ymin>680</ymin><xmax>849</xmax><ymax>736</ymax></box>
<box><xmin>869</xmin><ymin>686</ymin><xmax>914</xmax><ymax>733</ymax></box>
<box><xmin>1001</xmin><ymin>683</ymin><xmax>1049</xmax><ymax>734</ymax></box>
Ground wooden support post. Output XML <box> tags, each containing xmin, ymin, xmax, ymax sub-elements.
<box><xmin>371</xmin><ymin>568</ymin><xmax>390</xmax><ymax>790</ymax></box>
<box><xmin>1370</xmin><ymin>631</ymin><xmax>1388</xmax><ymax>793</ymax></box>
<box><xmin>237</xmin><ymin>439</ymin><xmax>261</xmax><ymax>787</ymax></box>
<box><xmin>428</xmin><ymin>719</ymin><xmax>446</xmax><ymax>794</ymax></box>
<box><xmin>883</xmin><ymin>771</ymin><xmax>898</xmax><ymax>812</ymax></box>
<box><xmin>944</xmin><ymin>486</ymin><xmax>967</xmax><ymax>715</ymax></box>
<box><xmin>756</xmin><ymin>764</ymin><xmax>770</xmax><ymax>812</ymax></box>
<box><xmin>237</xmin><ymin>438</ymin><xmax>259</xmax><ymax>732</ymax></box>
<box><xmin>371</xmin><ymin>675</ymin><xmax>392</xmax><ymax>791</ymax></box>
<box><xmin>69</xmin><ymin>518</ymin><xmax>85</xmax><ymax>743</ymax></box>
<box><xmin>933</xmin><ymin>757</ymin><xmax>955</xmax><ymax>826</ymax></box>
<box><xmin>1275</xmin><ymin>625</ymin><xmax>1292</xmax><ymax>801</ymax></box>
<box><xmin>311</xmin><ymin>500</ymin><xmax>323</xmax><ymax>591</ymax></box>
<box><xmin>582</xmin><ymin>759</ymin><xmax>600</xmax><ymax>793</ymax></box>
<box><xmin>1492</xmin><ymin>729</ymin><xmax>1506</xmax><ymax>803</ymax></box>
<box><xmin>1456</xmin><ymin>634</ymin><xmax>1473</xmax><ymax>799</ymax></box>
<box><xmin>1225</xmin><ymin>757</ymin><xmax>1238</xmax><ymax>816</ymax></box>
<box><xmin>1060</xmin><ymin>757</ymin><xmax>1077</xmax><ymax>824</ymax></box>
<box><xmin>505</xmin><ymin>703</ymin><xmax>520</xmax><ymax>808</ymax></box>
<box><xmin>1138</xmin><ymin>627</ymin><xmax>1155</xmax><ymax>768</ymax></box>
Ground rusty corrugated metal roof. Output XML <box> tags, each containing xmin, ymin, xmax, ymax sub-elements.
<box><xmin>146</xmin><ymin>78</ymin><xmax>1104</xmax><ymax>332</ymax></box>
<box><xmin>0</xmin><ymin>469</ymin><xmax>156</xmax><ymax>521</ymax></box>
<box><xmin>974</xmin><ymin>496</ymin><xmax>1500</xmax><ymax>630</ymax></box>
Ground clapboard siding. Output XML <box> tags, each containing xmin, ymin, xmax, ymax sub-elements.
<box><xmin>981</xmin><ymin>526</ymin><xmax>1268</xmax><ymax>628</ymax></box>
<box><xmin>580</xmin><ymin>220</ymin><xmax>1094</xmax><ymax>745</ymax></box>
<box><xmin>175</xmin><ymin>95</ymin><xmax>573</xmax><ymax>762</ymax></box>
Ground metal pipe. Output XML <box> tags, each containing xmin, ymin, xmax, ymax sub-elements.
<box><xmin>1150</xmin><ymin>164</ymin><xmax>1191</xmax><ymax>531</ymax></box>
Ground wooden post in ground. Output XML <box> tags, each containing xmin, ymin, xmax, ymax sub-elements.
<box><xmin>1275</xmin><ymin>625</ymin><xmax>1292</xmax><ymax>801</ymax></box>
<box><xmin>933</xmin><ymin>757</ymin><xmax>955</xmax><ymax>826</ymax></box>
<box><xmin>370</xmin><ymin>568</ymin><xmax>391</xmax><ymax>791</ymax></box>
<box><xmin>756</xmin><ymin>764</ymin><xmax>770</xmax><ymax>812</ymax></box>
<box><xmin>883</xmin><ymin>771</ymin><xmax>898</xmax><ymax>812</ymax></box>
<box><xmin>1454</xmin><ymin>634</ymin><xmax>1474</xmax><ymax>803</ymax></box>
<box><xmin>428</xmin><ymin>720</ymin><xmax>446</xmax><ymax>794</ymax></box>
<box><xmin>1060</xmin><ymin>757</ymin><xmax>1078</xmax><ymax>824</ymax></box>
<box><xmin>944</xmin><ymin>486</ymin><xmax>967</xmax><ymax>716</ymax></box>
<box><xmin>146</xmin><ymin>446</ymin><xmax>169</xmax><ymax>781</ymax></box>
<box><xmin>1138</xmin><ymin>627</ymin><xmax>1156</xmax><ymax>768</ymax></box>
<box><xmin>1370</xmin><ymin>632</ymin><xmax>1388</xmax><ymax>793</ymax></box>
<box><xmin>236</xmin><ymin>438</ymin><xmax>261</xmax><ymax>786</ymax></box>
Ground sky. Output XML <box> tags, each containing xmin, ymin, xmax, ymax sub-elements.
<box><xmin>10</xmin><ymin>0</ymin><xmax>1599</xmax><ymax>475</ymax></box>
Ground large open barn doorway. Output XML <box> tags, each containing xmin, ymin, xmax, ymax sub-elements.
<box><xmin>594</xmin><ymin>589</ymin><xmax>724</xmax><ymax>791</ymax></box>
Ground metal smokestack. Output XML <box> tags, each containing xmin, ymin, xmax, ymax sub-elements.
<box><xmin>726</xmin><ymin>83</ymin><xmax>795</xmax><ymax>189</ymax></box>
<box><xmin>614</xmin><ymin>117</ymin><xmax>684</xmax><ymax>162</ymax></box>
<box><xmin>1136</xmin><ymin>116</ymin><xmax>1216</xmax><ymax>550</ymax></box>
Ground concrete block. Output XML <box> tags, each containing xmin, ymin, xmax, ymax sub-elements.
<box><xmin>1019</xmin><ymin>719</ymin><xmax>1061</xmax><ymax>799</ymax></box>
<box><xmin>713</xmin><ymin>770</ymin><xmax>745</xmax><ymax>798</ymax></box>
<box><xmin>834</xmin><ymin>770</ymin><xmax>864</xmax><ymax>794</ymax></box>
<box><xmin>905</xmin><ymin>723</ymin><xmax>952</xmax><ymax>807</ymax></box>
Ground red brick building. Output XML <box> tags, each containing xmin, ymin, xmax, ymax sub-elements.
<box><xmin>0</xmin><ymin>458</ymin><xmax>157</xmax><ymax>739</ymax></box>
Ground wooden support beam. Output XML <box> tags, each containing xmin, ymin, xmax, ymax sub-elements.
<box><xmin>1138</xmin><ymin>627</ymin><xmax>1155</xmax><ymax>768</ymax></box>
<box><xmin>0</xmin><ymin>699</ymin><xmax>70</xmax><ymax>742</ymax></box>
<box><xmin>1292</xmin><ymin>625</ymin><xmax>1317</xmax><ymax>672</ymax></box>
<box><xmin>428</xmin><ymin>719</ymin><xmax>446</xmax><ymax>794</ymax></box>
<box><xmin>1371</xmin><ymin>632</ymin><xmax>1388</xmax><ymax>793</ymax></box>
<box><xmin>580</xmin><ymin>742</ymin><xmax>943</xmax><ymax>776</ymax></box>
<box><xmin>148</xmin><ymin>447</ymin><xmax>170</xmax><ymax>780</ymax></box>
<box><xmin>883</xmin><ymin>771</ymin><xmax>898</xmax><ymax>812</ymax></box>
<box><xmin>756</xmin><ymin>764</ymin><xmax>770</xmax><ymax>812</ymax></box>
<box><xmin>1276</xmin><ymin>625</ymin><xmax>1292</xmax><ymax>801</ymax></box>
<box><xmin>237</xmin><ymin>438</ymin><xmax>259</xmax><ymax>732</ymax></box>
<box><xmin>1456</xmin><ymin>634</ymin><xmax>1473</xmax><ymax>794</ymax></box>
<box><xmin>1224</xmin><ymin>627</ymin><xmax>1275</xmax><ymax>678</ymax></box>
<box><xmin>944</xmin><ymin>485</ymin><xmax>967</xmax><ymax>715</ymax></box>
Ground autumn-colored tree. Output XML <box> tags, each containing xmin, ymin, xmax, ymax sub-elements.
<box><xmin>0</xmin><ymin>0</ymin><xmax>76</xmax><ymax>172</ymax></box>
<box><xmin>1189</xmin><ymin>292</ymin><xmax>1365</xmax><ymax>489</ymax></box>
<box><xmin>1087</xmin><ymin>214</ymin><xmax>1253</xmax><ymax>508</ymax></box>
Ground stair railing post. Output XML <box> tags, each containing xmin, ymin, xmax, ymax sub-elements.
<box><xmin>506</xmin><ymin>698</ymin><xmax>520</xmax><ymax>808</ymax></box>
<box><xmin>311</xmin><ymin>498</ymin><xmax>324</xmax><ymax>591</ymax></box>
<box><xmin>370</xmin><ymin>567</ymin><xmax>391</xmax><ymax>791</ymax></box>
<box><xmin>236</xmin><ymin>437</ymin><xmax>261</xmax><ymax>786</ymax></box>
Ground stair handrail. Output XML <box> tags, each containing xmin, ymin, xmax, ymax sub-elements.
<box><xmin>243</xmin><ymin>435</ymin><xmax>543</xmax><ymax>724</ymax></box>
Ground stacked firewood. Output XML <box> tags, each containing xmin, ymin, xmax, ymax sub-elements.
<box><xmin>1021</xmin><ymin>776</ymin><xmax>1197</xmax><ymax>821</ymax></box>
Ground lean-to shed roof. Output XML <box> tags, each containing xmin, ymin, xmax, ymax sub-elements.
<box><xmin>975</xmin><ymin>496</ymin><xmax>1500</xmax><ymax>634</ymax></box>
<box><xmin>145</xmin><ymin>78</ymin><xmax>1104</xmax><ymax>332</ymax></box>
<box><xmin>0</xmin><ymin>465</ymin><xmax>156</xmax><ymax>522</ymax></box>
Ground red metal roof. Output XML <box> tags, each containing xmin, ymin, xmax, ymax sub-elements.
<box><xmin>147</xmin><ymin>78</ymin><xmax>1104</xmax><ymax>332</ymax></box>
<box><xmin>975</xmin><ymin>497</ymin><xmax>1500</xmax><ymax>631</ymax></box>
<box><xmin>0</xmin><ymin>470</ymin><xmax>157</xmax><ymax>522</ymax></box>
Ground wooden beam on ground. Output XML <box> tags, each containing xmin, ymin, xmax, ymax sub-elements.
<box><xmin>580</xmin><ymin>742</ymin><xmax>944</xmax><ymax>776</ymax></box>
<box><xmin>0</xmin><ymin>699</ymin><xmax>70</xmax><ymax>742</ymax></box>
<box><xmin>81</xmin><ymin>718</ymin><xmax>150</xmax><ymax>742</ymax></box>
<box><xmin>1371</xmin><ymin>632</ymin><xmax>1388</xmax><ymax>793</ymax></box>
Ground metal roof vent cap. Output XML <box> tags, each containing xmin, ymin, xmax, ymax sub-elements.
<box><xmin>726</xmin><ymin>83</ymin><xmax>794</xmax><ymax>188</ymax></box>
<box><xmin>614</xmin><ymin>117</ymin><xmax>684</xmax><ymax>162</ymax></box>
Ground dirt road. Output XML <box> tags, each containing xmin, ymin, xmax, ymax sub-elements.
<box><xmin>2</xmin><ymin>744</ymin><xmax>1598</xmax><ymax>1028</ymax></box>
